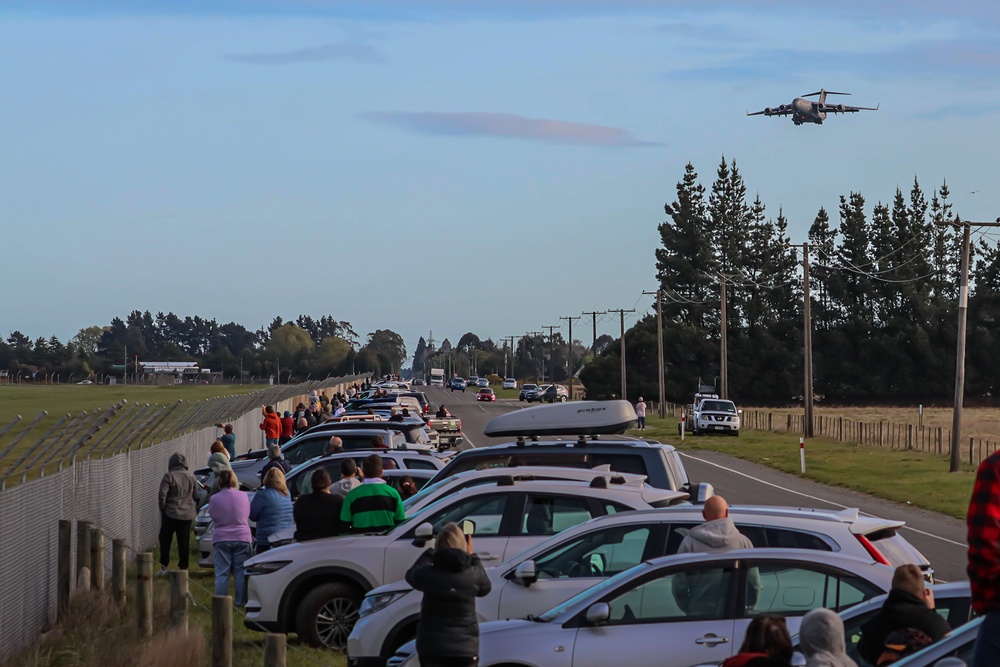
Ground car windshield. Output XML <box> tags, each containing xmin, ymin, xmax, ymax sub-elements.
<box><xmin>536</xmin><ymin>562</ymin><xmax>650</xmax><ymax>622</ymax></box>
<box><xmin>702</xmin><ymin>401</ymin><xmax>736</xmax><ymax>413</ymax></box>
<box><xmin>523</xmin><ymin>384</ymin><xmax>536</xmax><ymax>390</ymax></box>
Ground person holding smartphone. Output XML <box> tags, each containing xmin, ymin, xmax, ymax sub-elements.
<box><xmin>405</xmin><ymin>522</ymin><xmax>491</xmax><ymax>667</ymax></box>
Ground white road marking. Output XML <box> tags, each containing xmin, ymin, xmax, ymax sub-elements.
<box><xmin>679</xmin><ymin>451</ymin><xmax>967</xmax><ymax>549</ymax></box>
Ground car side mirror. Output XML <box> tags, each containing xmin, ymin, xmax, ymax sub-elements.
<box><xmin>584</xmin><ymin>602</ymin><xmax>610</xmax><ymax>626</ymax></box>
<box><xmin>511</xmin><ymin>560</ymin><xmax>537</xmax><ymax>586</ymax></box>
<box><xmin>413</xmin><ymin>522</ymin><xmax>434</xmax><ymax>547</ymax></box>
<box><xmin>695</xmin><ymin>482</ymin><xmax>715</xmax><ymax>504</ymax></box>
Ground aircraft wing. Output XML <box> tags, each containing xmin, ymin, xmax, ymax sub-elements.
<box><xmin>746</xmin><ymin>107</ymin><xmax>792</xmax><ymax>117</ymax></box>
<box><xmin>823</xmin><ymin>103</ymin><xmax>879</xmax><ymax>114</ymax></box>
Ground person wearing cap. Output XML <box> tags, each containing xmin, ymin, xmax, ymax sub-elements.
<box><xmin>635</xmin><ymin>397</ymin><xmax>647</xmax><ymax>430</ymax></box>
<box><xmin>279</xmin><ymin>410</ymin><xmax>295</xmax><ymax>444</ymax></box>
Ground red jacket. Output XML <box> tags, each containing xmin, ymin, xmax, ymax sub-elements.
<box><xmin>968</xmin><ymin>451</ymin><xmax>1000</xmax><ymax>614</ymax></box>
<box><xmin>280</xmin><ymin>416</ymin><xmax>294</xmax><ymax>439</ymax></box>
<box><xmin>259</xmin><ymin>412</ymin><xmax>282</xmax><ymax>439</ymax></box>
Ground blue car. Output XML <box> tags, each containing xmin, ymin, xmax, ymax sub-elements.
<box><xmin>449</xmin><ymin>378</ymin><xmax>466</xmax><ymax>392</ymax></box>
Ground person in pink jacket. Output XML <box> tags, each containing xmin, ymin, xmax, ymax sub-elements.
<box><xmin>635</xmin><ymin>397</ymin><xmax>647</xmax><ymax>430</ymax></box>
<box><xmin>208</xmin><ymin>469</ymin><xmax>252</xmax><ymax>606</ymax></box>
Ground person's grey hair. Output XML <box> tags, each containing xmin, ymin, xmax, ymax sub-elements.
<box><xmin>268</xmin><ymin>444</ymin><xmax>282</xmax><ymax>460</ymax></box>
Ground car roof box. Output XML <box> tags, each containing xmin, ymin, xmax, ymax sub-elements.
<box><xmin>483</xmin><ymin>400</ymin><xmax>638</xmax><ymax>438</ymax></box>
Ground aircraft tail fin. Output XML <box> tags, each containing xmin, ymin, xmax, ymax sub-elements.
<box><xmin>803</xmin><ymin>89</ymin><xmax>851</xmax><ymax>106</ymax></box>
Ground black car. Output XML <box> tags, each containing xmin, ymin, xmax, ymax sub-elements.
<box><xmin>518</xmin><ymin>383</ymin><xmax>539</xmax><ymax>401</ymax></box>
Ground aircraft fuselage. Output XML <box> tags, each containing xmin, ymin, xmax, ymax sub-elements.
<box><xmin>791</xmin><ymin>97</ymin><xmax>825</xmax><ymax>125</ymax></box>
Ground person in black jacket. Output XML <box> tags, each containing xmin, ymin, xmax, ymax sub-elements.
<box><xmin>293</xmin><ymin>469</ymin><xmax>343</xmax><ymax>541</ymax></box>
<box><xmin>405</xmin><ymin>522</ymin><xmax>491</xmax><ymax>667</ymax></box>
<box><xmin>858</xmin><ymin>564</ymin><xmax>951</xmax><ymax>664</ymax></box>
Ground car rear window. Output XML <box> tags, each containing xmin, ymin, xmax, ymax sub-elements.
<box><xmin>588</xmin><ymin>454</ymin><xmax>648</xmax><ymax>477</ymax></box>
<box><xmin>867</xmin><ymin>529</ymin><xmax>930</xmax><ymax>567</ymax></box>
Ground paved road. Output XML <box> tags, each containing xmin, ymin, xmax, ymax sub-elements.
<box><xmin>423</xmin><ymin>387</ymin><xmax>969</xmax><ymax>582</ymax></box>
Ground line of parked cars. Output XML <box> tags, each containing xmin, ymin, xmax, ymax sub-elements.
<box><xmin>213</xmin><ymin>399</ymin><xmax>958</xmax><ymax>667</ymax></box>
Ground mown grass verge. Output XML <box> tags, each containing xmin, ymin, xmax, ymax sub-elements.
<box><xmin>634</xmin><ymin>415</ymin><xmax>978</xmax><ymax>520</ymax></box>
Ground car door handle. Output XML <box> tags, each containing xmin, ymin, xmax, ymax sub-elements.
<box><xmin>476</xmin><ymin>552</ymin><xmax>500</xmax><ymax>561</ymax></box>
<box><xmin>694</xmin><ymin>634</ymin><xmax>729</xmax><ymax>646</ymax></box>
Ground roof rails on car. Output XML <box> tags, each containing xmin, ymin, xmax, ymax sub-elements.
<box><xmin>484</xmin><ymin>400</ymin><xmax>638</xmax><ymax>439</ymax></box>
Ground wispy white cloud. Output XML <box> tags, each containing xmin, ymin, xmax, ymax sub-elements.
<box><xmin>366</xmin><ymin>111</ymin><xmax>661</xmax><ymax>147</ymax></box>
<box><xmin>224</xmin><ymin>42</ymin><xmax>386</xmax><ymax>65</ymax></box>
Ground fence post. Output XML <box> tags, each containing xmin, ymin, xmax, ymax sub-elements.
<box><xmin>171</xmin><ymin>570</ymin><xmax>189</xmax><ymax>633</ymax></box>
<box><xmin>907</xmin><ymin>425</ymin><xmax>913</xmax><ymax>450</ymax></box>
<box><xmin>90</xmin><ymin>527</ymin><xmax>104</xmax><ymax>591</ymax></box>
<box><xmin>58</xmin><ymin>519</ymin><xmax>72</xmax><ymax>619</ymax></box>
<box><xmin>768</xmin><ymin>413</ymin><xmax>772</xmax><ymax>430</ymax></box>
<box><xmin>137</xmin><ymin>552</ymin><xmax>153</xmax><ymax>639</ymax></box>
<box><xmin>76</xmin><ymin>519</ymin><xmax>92</xmax><ymax>586</ymax></box>
<box><xmin>838</xmin><ymin>417</ymin><xmax>843</xmax><ymax>441</ymax></box>
<box><xmin>264</xmin><ymin>634</ymin><xmax>287</xmax><ymax>667</ymax></box>
<box><xmin>970</xmin><ymin>438</ymin><xmax>975</xmax><ymax>465</ymax></box>
<box><xmin>112</xmin><ymin>539</ymin><xmax>127</xmax><ymax>607</ymax></box>
<box><xmin>213</xmin><ymin>595</ymin><xmax>233</xmax><ymax>667</ymax></box>
<box><xmin>786</xmin><ymin>415</ymin><xmax>791</xmax><ymax>432</ymax></box>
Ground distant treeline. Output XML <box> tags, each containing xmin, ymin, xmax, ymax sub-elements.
<box><xmin>581</xmin><ymin>158</ymin><xmax>1000</xmax><ymax>403</ymax></box>
<box><xmin>0</xmin><ymin>313</ymin><xmax>408</xmax><ymax>381</ymax></box>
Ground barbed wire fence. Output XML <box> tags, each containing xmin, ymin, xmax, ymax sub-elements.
<box><xmin>0</xmin><ymin>374</ymin><xmax>365</xmax><ymax>660</ymax></box>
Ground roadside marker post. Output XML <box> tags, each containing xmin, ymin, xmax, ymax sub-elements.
<box><xmin>680</xmin><ymin>415</ymin><xmax>686</xmax><ymax>441</ymax></box>
<box><xmin>799</xmin><ymin>437</ymin><xmax>806</xmax><ymax>474</ymax></box>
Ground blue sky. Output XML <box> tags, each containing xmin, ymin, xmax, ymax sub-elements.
<box><xmin>4</xmin><ymin>1</ymin><xmax>1000</xmax><ymax>358</ymax></box>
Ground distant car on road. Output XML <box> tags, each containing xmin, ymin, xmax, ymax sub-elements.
<box><xmin>449</xmin><ymin>378</ymin><xmax>466</xmax><ymax>392</ymax></box>
<box><xmin>477</xmin><ymin>388</ymin><xmax>496</xmax><ymax>402</ymax></box>
<box><xmin>518</xmin><ymin>383</ymin><xmax>538</xmax><ymax>401</ymax></box>
<box><xmin>76</xmin><ymin>379</ymin><xmax>93</xmax><ymax>385</ymax></box>
<box><xmin>467</xmin><ymin>376</ymin><xmax>479</xmax><ymax>387</ymax></box>
<box><xmin>503</xmin><ymin>378</ymin><xmax>517</xmax><ymax>390</ymax></box>
<box><xmin>476</xmin><ymin>378</ymin><xmax>490</xmax><ymax>388</ymax></box>
<box><xmin>523</xmin><ymin>384</ymin><xmax>550</xmax><ymax>403</ymax></box>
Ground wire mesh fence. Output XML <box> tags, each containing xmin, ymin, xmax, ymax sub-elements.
<box><xmin>0</xmin><ymin>374</ymin><xmax>364</xmax><ymax>660</ymax></box>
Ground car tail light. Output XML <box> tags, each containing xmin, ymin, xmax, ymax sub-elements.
<box><xmin>457</xmin><ymin>421</ymin><xmax>462</xmax><ymax>432</ymax></box>
<box><xmin>855</xmin><ymin>534</ymin><xmax>891</xmax><ymax>566</ymax></box>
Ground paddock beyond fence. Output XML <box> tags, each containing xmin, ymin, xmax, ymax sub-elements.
<box><xmin>0</xmin><ymin>374</ymin><xmax>363</xmax><ymax>659</ymax></box>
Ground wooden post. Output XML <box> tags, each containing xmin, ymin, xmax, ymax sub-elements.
<box><xmin>137</xmin><ymin>552</ymin><xmax>153</xmax><ymax>639</ymax></box>
<box><xmin>786</xmin><ymin>415</ymin><xmax>792</xmax><ymax>432</ymax></box>
<box><xmin>264</xmin><ymin>634</ymin><xmax>287</xmax><ymax>667</ymax></box>
<box><xmin>213</xmin><ymin>595</ymin><xmax>233</xmax><ymax>667</ymax></box>
<box><xmin>76</xmin><ymin>520</ymin><xmax>92</xmax><ymax>584</ymax></box>
<box><xmin>879</xmin><ymin>422</ymin><xmax>883</xmax><ymax>447</ymax></box>
<box><xmin>768</xmin><ymin>413</ymin><xmax>772</xmax><ymax>431</ymax></box>
<box><xmin>90</xmin><ymin>527</ymin><xmax>104</xmax><ymax>591</ymax></box>
<box><xmin>58</xmin><ymin>519</ymin><xmax>72</xmax><ymax>619</ymax></box>
<box><xmin>970</xmin><ymin>437</ymin><xmax>975</xmax><ymax>465</ymax></box>
<box><xmin>839</xmin><ymin>417</ymin><xmax>843</xmax><ymax>441</ymax></box>
<box><xmin>171</xmin><ymin>570</ymin><xmax>189</xmax><ymax>634</ymax></box>
<box><xmin>907</xmin><ymin>425</ymin><xmax>913</xmax><ymax>450</ymax></box>
<box><xmin>112</xmin><ymin>539</ymin><xmax>127</xmax><ymax>608</ymax></box>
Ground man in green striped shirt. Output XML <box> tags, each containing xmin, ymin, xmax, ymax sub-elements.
<box><xmin>341</xmin><ymin>454</ymin><xmax>406</xmax><ymax>533</ymax></box>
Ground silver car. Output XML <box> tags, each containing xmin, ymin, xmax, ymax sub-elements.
<box><xmin>390</xmin><ymin>549</ymin><xmax>896</xmax><ymax>667</ymax></box>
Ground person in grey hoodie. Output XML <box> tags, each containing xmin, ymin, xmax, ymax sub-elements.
<box><xmin>332</xmin><ymin>458</ymin><xmax>361</xmax><ymax>498</ymax></box>
<box><xmin>158</xmin><ymin>453</ymin><xmax>198</xmax><ymax>574</ymax></box>
<box><xmin>673</xmin><ymin>495</ymin><xmax>759</xmax><ymax>614</ymax></box>
<box><xmin>799</xmin><ymin>607</ymin><xmax>857</xmax><ymax>667</ymax></box>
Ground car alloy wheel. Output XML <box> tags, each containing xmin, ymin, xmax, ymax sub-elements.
<box><xmin>296</xmin><ymin>583</ymin><xmax>362</xmax><ymax>649</ymax></box>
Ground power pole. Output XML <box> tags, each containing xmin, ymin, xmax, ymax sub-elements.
<box><xmin>542</xmin><ymin>325</ymin><xmax>560</xmax><ymax>383</ymax></box>
<box><xmin>788</xmin><ymin>243</ymin><xmax>815</xmax><ymax>438</ymax></box>
<box><xmin>607</xmin><ymin>308</ymin><xmax>635</xmax><ymax>400</ymax></box>
<box><xmin>582</xmin><ymin>310</ymin><xmax>606</xmax><ymax>352</ymax></box>
<box><xmin>643</xmin><ymin>291</ymin><xmax>666</xmax><ymax>417</ymax></box>
<box><xmin>937</xmin><ymin>216</ymin><xmax>1000</xmax><ymax>471</ymax></box>
<box><xmin>560</xmin><ymin>316</ymin><xmax>581</xmax><ymax>399</ymax></box>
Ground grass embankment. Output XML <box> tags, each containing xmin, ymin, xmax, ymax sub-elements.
<box><xmin>635</xmin><ymin>416</ymin><xmax>978</xmax><ymax>520</ymax></box>
<box><xmin>4</xmin><ymin>541</ymin><xmax>345</xmax><ymax>667</ymax></box>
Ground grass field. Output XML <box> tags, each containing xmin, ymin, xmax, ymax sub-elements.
<box><xmin>0</xmin><ymin>384</ymin><xmax>266</xmax><ymax>426</ymax></box>
<box><xmin>635</xmin><ymin>415</ymin><xmax>979</xmax><ymax>520</ymax></box>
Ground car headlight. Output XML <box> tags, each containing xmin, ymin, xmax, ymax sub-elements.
<box><xmin>359</xmin><ymin>590</ymin><xmax>408</xmax><ymax>617</ymax></box>
<box><xmin>245</xmin><ymin>560</ymin><xmax>292</xmax><ymax>576</ymax></box>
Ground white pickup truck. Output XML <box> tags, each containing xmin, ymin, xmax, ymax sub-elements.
<box><xmin>690</xmin><ymin>395</ymin><xmax>741</xmax><ymax>436</ymax></box>
<box><xmin>425</xmin><ymin>414</ymin><xmax>462</xmax><ymax>449</ymax></box>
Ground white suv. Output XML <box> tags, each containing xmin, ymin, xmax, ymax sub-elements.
<box><xmin>348</xmin><ymin>505</ymin><xmax>931</xmax><ymax>666</ymax></box>
<box><xmin>243</xmin><ymin>478</ymin><xmax>686</xmax><ymax>648</ymax></box>
<box><xmin>503</xmin><ymin>378</ymin><xmax>517</xmax><ymax>390</ymax></box>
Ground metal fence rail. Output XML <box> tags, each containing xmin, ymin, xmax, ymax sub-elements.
<box><xmin>0</xmin><ymin>374</ymin><xmax>364</xmax><ymax>659</ymax></box>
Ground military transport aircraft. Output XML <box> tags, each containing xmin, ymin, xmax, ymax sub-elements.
<box><xmin>747</xmin><ymin>89</ymin><xmax>878</xmax><ymax>125</ymax></box>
